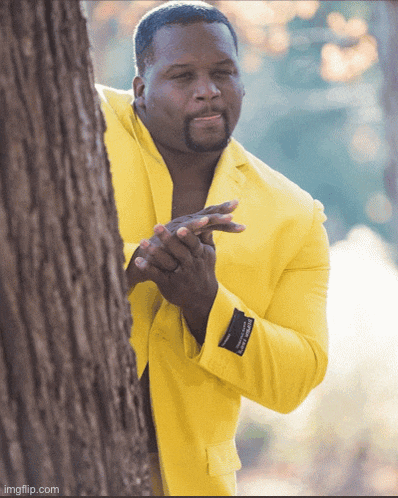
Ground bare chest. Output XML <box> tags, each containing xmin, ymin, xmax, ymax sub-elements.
<box><xmin>171</xmin><ymin>182</ymin><xmax>209</xmax><ymax>219</ymax></box>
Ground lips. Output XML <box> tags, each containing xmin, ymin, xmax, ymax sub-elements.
<box><xmin>191</xmin><ymin>112</ymin><xmax>225</xmax><ymax>129</ymax></box>
<box><xmin>193</xmin><ymin>114</ymin><xmax>222</xmax><ymax>122</ymax></box>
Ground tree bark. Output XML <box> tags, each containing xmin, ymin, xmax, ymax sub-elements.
<box><xmin>374</xmin><ymin>0</ymin><xmax>398</xmax><ymax>258</ymax></box>
<box><xmin>0</xmin><ymin>0</ymin><xmax>150</xmax><ymax>495</ymax></box>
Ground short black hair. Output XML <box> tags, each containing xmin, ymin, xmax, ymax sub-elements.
<box><xmin>133</xmin><ymin>1</ymin><xmax>239</xmax><ymax>76</ymax></box>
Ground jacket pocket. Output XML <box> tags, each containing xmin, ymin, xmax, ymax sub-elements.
<box><xmin>206</xmin><ymin>439</ymin><xmax>242</xmax><ymax>476</ymax></box>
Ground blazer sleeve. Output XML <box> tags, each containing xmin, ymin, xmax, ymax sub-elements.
<box><xmin>182</xmin><ymin>200</ymin><xmax>330</xmax><ymax>414</ymax></box>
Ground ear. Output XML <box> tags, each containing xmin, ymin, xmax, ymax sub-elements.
<box><xmin>133</xmin><ymin>76</ymin><xmax>146</xmax><ymax>111</ymax></box>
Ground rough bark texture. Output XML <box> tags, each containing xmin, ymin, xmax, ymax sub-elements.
<box><xmin>0</xmin><ymin>0</ymin><xmax>150</xmax><ymax>495</ymax></box>
<box><xmin>374</xmin><ymin>0</ymin><xmax>398</xmax><ymax>256</ymax></box>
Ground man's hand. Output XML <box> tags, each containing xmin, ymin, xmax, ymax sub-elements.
<box><xmin>166</xmin><ymin>199</ymin><xmax>244</xmax><ymax>238</ymax></box>
<box><xmin>126</xmin><ymin>199</ymin><xmax>245</xmax><ymax>343</ymax></box>
<box><xmin>134</xmin><ymin>223</ymin><xmax>218</xmax><ymax>344</ymax></box>
<box><xmin>126</xmin><ymin>200</ymin><xmax>245</xmax><ymax>289</ymax></box>
<box><xmin>135</xmin><ymin>224</ymin><xmax>217</xmax><ymax>307</ymax></box>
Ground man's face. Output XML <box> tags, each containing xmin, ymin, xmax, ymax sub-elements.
<box><xmin>134</xmin><ymin>22</ymin><xmax>244</xmax><ymax>154</ymax></box>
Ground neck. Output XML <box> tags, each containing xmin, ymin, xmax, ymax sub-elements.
<box><xmin>154</xmin><ymin>140</ymin><xmax>222</xmax><ymax>187</ymax></box>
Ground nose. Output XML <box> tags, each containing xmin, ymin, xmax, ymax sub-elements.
<box><xmin>193</xmin><ymin>75</ymin><xmax>221</xmax><ymax>101</ymax></box>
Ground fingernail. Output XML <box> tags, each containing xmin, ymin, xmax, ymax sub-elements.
<box><xmin>177</xmin><ymin>227</ymin><xmax>188</xmax><ymax>237</ymax></box>
<box><xmin>228</xmin><ymin>199</ymin><xmax>239</xmax><ymax>207</ymax></box>
<box><xmin>154</xmin><ymin>224</ymin><xmax>164</xmax><ymax>234</ymax></box>
<box><xmin>237</xmin><ymin>224</ymin><xmax>246</xmax><ymax>230</ymax></box>
<box><xmin>135</xmin><ymin>257</ymin><xmax>146</xmax><ymax>268</ymax></box>
<box><xmin>221</xmin><ymin>214</ymin><xmax>232</xmax><ymax>219</ymax></box>
<box><xmin>199</xmin><ymin>216</ymin><xmax>209</xmax><ymax>224</ymax></box>
<box><xmin>140</xmin><ymin>239</ymin><xmax>149</xmax><ymax>248</ymax></box>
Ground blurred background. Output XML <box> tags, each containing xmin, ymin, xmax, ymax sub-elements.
<box><xmin>83</xmin><ymin>1</ymin><xmax>398</xmax><ymax>495</ymax></box>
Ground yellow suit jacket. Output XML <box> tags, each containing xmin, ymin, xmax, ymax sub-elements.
<box><xmin>97</xmin><ymin>85</ymin><xmax>329</xmax><ymax>496</ymax></box>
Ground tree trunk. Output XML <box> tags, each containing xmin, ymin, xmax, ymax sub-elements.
<box><xmin>0</xmin><ymin>0</ymin><xmax>150</xmax><ymax>495</ymax></box>
<box><xmin>374</xmin><ymin>0</ymin><xmax>398</xmax><ymax>259</ymax></box>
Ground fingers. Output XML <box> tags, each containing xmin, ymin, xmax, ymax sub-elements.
<box><xmin>153</xmin><ymin>224</ymin><xmax>194</xmax><ymax>266</ymax></box>
<box><xmin>138</xmin><ymin>238</ymin><xmax>179</xmax><ymax>272</ymax></box>
<box><xmin>176</xmin><ymin>227</ymin><xmax>202</xmax><ymax>257</ymax></box>
<box><xmin>136</xmin><ymin>198</ymin><xmax>244</xmax><ymax>272</ymax></box>
<box><xmin>193</xmin><ymin>221</ymin><xmax>246</xmax><ymax>235</ymax></box>
<box><xmin>202</xmin><ymin>199</ymin><xmax>239</xmax><ymax>216</ymax></box>
<box><xmin>166</xmin><ymin>215</ymin><xmax>209</xmax><ymax>235</ymax></box>
<box><xmin>198</xmin><ymin>229</ymin><xmax>215</xmax><ymax>247</ymax></box>
<box><xmin>185</xmin><ymin>212</ymin><xmax>242</xmax><ymax>235</ymax></box>
<box><xmin>198</xmin><ymin>213</ymin><xmax>233</xmax><ymax>227</ymax></box>
<box><xmin>166</xmin><ymin>200</ymin><xmax>241</xmax><ymax>236</ymax></box>
<box><xmin>134</xmin><ymin>256</ymin><xmax>168</xmax><ymax>285</ymax></box>
<box><xmin>184</xmin><ymin>216</ymin><xmax>210</xmax><ymax>234</ymax></box>
<box><xmin>180</xmin><ymin>212</ymin><xmax>240</xmax><ymax>234</ymax></box>
<box><xmin>191</xmin><ymin>200</ymin><xmax>242</xmax><ymax>234</ymax></box>
<box><xmin>135</xmin><ymin>224</ymin><xmax>204</xmax><ymax>274</ymax></box>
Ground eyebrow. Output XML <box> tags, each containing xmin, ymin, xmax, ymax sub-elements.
<box><xmin>164</xmin><ymin>58</ymin><xmax>237</xmax><ymax>75</ymax></box>
<box><xmin>214</xmin><ymin>59</ymin><xmax>236</xmax><ymax>66</ymax></box>
<box><xmin>164</xmin><ymin>64</ymin><xmax>192</xmax><ymax>75</ymax></box>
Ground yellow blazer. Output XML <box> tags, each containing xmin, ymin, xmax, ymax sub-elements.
<box><xmin>97</xmin><ymin>85</ymin><xmax>329</xmax><ymax>496</ymax></box>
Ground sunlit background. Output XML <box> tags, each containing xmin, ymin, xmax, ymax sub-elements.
<box><xmin>83</xmin><ymin>1</ymin><xmax>398</xmax><ymax>495</ymax></box>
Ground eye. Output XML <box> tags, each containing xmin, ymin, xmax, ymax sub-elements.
<box><xmin>173</xmin><ymin>72</ymin><xmax>194</xmax><ymax>80</ymax></box>
<box><xmin>213</xmin><ymin>70</ymin><xmax>233</xmax><ymax>78</ymax></box>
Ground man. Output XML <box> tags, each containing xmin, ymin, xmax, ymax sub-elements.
<box><xmin>97</xmin><ymin>1</ymin><xmax>329</xmax><ymax>495</ymax></box>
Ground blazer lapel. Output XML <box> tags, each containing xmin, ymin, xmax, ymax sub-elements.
<box><xmin>206</xmin><ymin>140</ymin><xmax>247</xmax><ymax>244</ymax></box>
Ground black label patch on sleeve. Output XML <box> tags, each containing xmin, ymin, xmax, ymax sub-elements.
<box><xmin>219</xmin><ymin>308</ymin><xmax>254</xmax><ymax>356</ymax></box>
